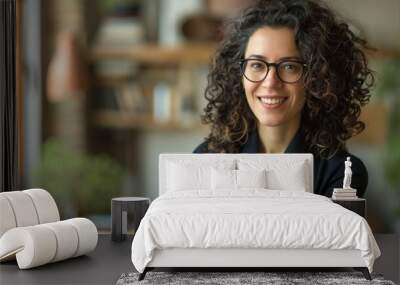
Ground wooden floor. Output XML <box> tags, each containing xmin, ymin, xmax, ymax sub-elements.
<box><xmin>373</xmin><ymin>234</ymin><xmax>400</xmax><ymax>284</ymax></box>
<box><xmin>0</xmin><ymin>234</ymin><xmax>398</xmax><ymax>284</ymax></box>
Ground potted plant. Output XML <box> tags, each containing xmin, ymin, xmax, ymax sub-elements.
<box><xmin>33</xmin><ymin>138</ymin><xmax>124</xmax><ymax>221</ymax></box>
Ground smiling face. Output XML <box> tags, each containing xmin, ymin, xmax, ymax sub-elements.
<box><xmin>243</xmin><ymin>26</ymin><xmax>306</xmax><ymax>130</ymax></box>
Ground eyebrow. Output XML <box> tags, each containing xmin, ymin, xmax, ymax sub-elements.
<box><xmin>246</xmin><ymin>54</ymin><xmax>302</xmax><ymax>61</ymax></box>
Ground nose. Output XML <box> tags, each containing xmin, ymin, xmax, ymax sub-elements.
<box><xmin>260</xmin><ymin>66</ymin><xmax>282</xmax><ymax>88</ymax></box>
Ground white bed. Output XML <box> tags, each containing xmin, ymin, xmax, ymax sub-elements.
<box><xmin>131</xmin><ymin>154</ymin><xmax>380</xmax><ymax>281</ymax></box>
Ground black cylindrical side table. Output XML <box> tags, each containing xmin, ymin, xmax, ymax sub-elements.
<box><xmin>111</xmin><ymin>197</ymin><xmax>150</xmax><ymax>242</ymax></box>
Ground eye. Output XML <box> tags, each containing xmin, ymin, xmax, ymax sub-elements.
<box><xmin>248</xmin><ymin>60</ymin><xmax>266</xmax><ymax>71</ymax></box>
<box><xmin>280</xmin><ymin>62</ymin><xmax>301</xmax><ymax>73</ymax></box>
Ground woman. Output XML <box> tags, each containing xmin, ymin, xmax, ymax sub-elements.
<box><xmin>194</xmin><ymin>0</ymin><xmax>374</xmax><ymax>197</ymax></box>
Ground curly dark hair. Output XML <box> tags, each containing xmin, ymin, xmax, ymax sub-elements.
<box><xmin>201</xmin><ymin>0</ymin><xmax>374</xmax><ymax>158</ymax></box>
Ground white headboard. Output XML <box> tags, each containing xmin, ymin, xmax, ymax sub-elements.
<box><xmin>159</xmin><ymin>153</ymin><xmax>314</xmax><ymax>196</ymax></box>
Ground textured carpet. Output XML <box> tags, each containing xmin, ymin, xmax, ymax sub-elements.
<box><xmin>116</xmin><ymin>271</ymin><xmax>396</xmax><ymax>285</ymax></box>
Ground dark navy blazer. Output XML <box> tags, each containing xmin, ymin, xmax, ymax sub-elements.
<box><xmin>193</xmin><ymin>129</ymin><xmax>368</xmax><ymax>198</ymax></box>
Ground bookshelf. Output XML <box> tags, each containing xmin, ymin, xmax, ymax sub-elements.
<box><xmin>90</xmin><ymin>43</ymin><xmax>215</xmax><ymax>130</ymax></box>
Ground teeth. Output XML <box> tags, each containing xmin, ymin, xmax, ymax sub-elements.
<box><xmin>259</xmin><ymin>97</ymin><xmax>285</xmax><ymax>105</ymax></box>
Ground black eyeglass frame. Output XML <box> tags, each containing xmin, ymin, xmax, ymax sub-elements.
<box><xmin>239</xmin><ymin>58</ymin><xmax>307</xmax><ymax>84</ymax></box>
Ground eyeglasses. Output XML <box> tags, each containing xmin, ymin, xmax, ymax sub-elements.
<box><xmin>239</xmin><ymin>59</ymin><xmax>307</xmax><ymax>84</ymax></box>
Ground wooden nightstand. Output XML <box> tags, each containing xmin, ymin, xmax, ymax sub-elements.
<box><xmin>331</xmin><ymin>198</ymin><xmax>366</xmax><ymax>218</ymax></box>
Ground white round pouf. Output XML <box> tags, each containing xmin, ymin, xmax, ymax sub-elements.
<box><xmin>0</xmin><ymin>195</ymin><xmax>17</xmax><ymax>237</ymax></box>
<box><xmin>0</xmin><ymin>191</ymin><xmax>39</xmax><ymax>227</ymax></box>
<box><xmin>23</xmin><ymin>189</ymin><xmax>60</xmax><ymax>223</ymax></box>
<box><xmin>42</xmin><ymin>221</ymin><xmax>79</xmax><ymax>262</ymax></box>
<box><xmin>65</xmin><ymin>218</ymin><xmax>98</xmax><ymax>257</ymax></box>
<box><xmin>0</xmin><ymin>226</ymin><xmax>57</xmax><ymax>269</ymax></box>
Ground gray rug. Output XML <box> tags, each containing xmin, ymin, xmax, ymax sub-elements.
<box><xmin>116</xmin><ymin>271</ymin><xmax>396</xmax><ymax>285</ymax></box>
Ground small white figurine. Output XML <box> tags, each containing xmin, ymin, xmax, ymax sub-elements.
<box><xmin>342</xmin><ymin>157</ymin><xmax>352</xmax><ymax>189</ymax></box>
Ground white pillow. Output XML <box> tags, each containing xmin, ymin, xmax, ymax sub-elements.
<box><xmin>268</xmin><ymin>163</ymin><xmax>307</xmax><ymax>191</ymax></box>
<box><xmin>168</xmin><ymin>163</ymin><xmax>209</xmax><ymax>191</ymax></box>
<box><xmin>238</xmin><ymin>159</ymin><xmax>308</xmax><ymax>192</ymax></box>
<box><xmin>167</xmin><ymin>159</ymin><xmax>235</xmax><ymax>191</ymax></box>
<box><xmin>211</xmin><ymin>168</ymin><xmax>267</xmax><ymax>190</ymax></box>
<box><xmin>237</xmin><ymin>169</ymin><xmax>267</xmax><ymax>188</ymax></box>
<box><xmin>211</xmin><ymin>168</ymin><xmax>236</xmax><ymax>190</ymax></box>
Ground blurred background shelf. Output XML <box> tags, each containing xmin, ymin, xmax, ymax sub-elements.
<box><xmin>90</xmin><ymin>43</ymin><xmax>212</xmax><ymax>133</ymax></box>
<box><xmin>91</xmin><ymin>44</ymin><xmax>216</xmax><ymax>65</ymax></box>
<box><xmin>366</xmin><ymin>48</ymin><xmax>400</xmax><ymax>59</ymax></box>
<box><xmin>92</xmin><ymin>110</ymin><xmax>205</xmax><ymax>131</ymax></box>
<box><xmin>93</xmin><ymin>75</ymin><xmax>132</xmax><ymax>87</ymax></box>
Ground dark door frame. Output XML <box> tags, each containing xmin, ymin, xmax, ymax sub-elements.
<box><xmin>0</xmin><ymin>0</ymin><xmax>18</xmax><ymax>192</ymax></box>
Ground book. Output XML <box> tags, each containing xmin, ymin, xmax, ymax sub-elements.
<box><xmin>95</xmin><ymin>17</ymin><xmax>144</xmax><ymax>47</ymax></box>
<box><xmin>332</xmin><ymin>193</ymin><xmax>359</xmax><ymax>199</ymax></box>
<box><xmin>333</xmin><ymin>188</ymin><xmax>357</xmax><ymax>193</ymax></box>
<box><xmin>332</xmin><ymin>192</ymin><xmax>358</xmax><ymax>197</ymax></box>
<box><xmin>332</xmin><ymin>196</ymin><xmax>359</xmax><ymax>200</ymax></box>
<box><xmin>153</xmin><ymin>82</ymin><xmax>172</xmax><ymax>122</ymax></box>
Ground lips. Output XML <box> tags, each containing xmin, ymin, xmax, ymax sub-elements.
<box><xmin>257</xmin><ymin>96</ymin><xmax>288</xmax><ymax>108</ymax></box>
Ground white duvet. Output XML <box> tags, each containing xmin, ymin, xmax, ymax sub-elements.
<box><xmin>131</xmin><ymin>190</ymin><xmax>380</xmax><ymax>273</ymax></box>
